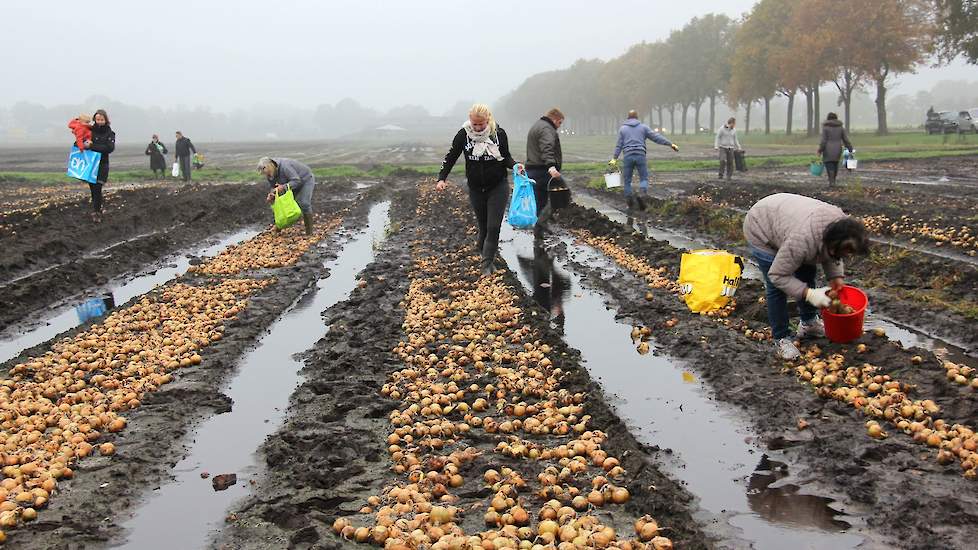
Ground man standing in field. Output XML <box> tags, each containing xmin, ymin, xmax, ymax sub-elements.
<box><xmin>174</xmin><ymin>131</ymin><xmax>197</xmax><ymax>183</ymax></box>
<box><xmin>611</xmin><ymin>110</ymin><xmax>679</xmax><ymax>211</ymax></box>
<box><xmin>525</xmin><ymin>108</ymin><xmax>564</xmax><ymax>239</ymax></box>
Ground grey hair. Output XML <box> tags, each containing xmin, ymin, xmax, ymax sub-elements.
<box><xmin>257</xmin><ymin>157</ymin><xmax>277</xmax><ymax>172</ymax></box>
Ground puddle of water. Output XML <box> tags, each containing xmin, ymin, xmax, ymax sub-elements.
<box><xmin>115</xmin><ymin>202</ymin><xmax>390</xmax><ymax>550</ymax></box>
<box><xmin>498</xmin><ymin>225</ymin><xmax>863</xmax><ymax>550</ymax></box>
<box><xmin>354</xmin><ymin>180</ymin><xmax>378</xmax><ymax>189</ymax></box>
<box><xmin>0</xmin><ymin>228</ymin><xmax>260</xmax><ymax>365</ymax></box>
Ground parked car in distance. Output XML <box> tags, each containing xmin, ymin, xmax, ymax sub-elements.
<box><xmin>958</xmin><ymin>110</ymin><xmax>978</xmax><ymax>133</ymax></box>
<box><xmin>925</xmin><ymin>111</ymin><xmax>960</xmax><ymax>134</ymax></box>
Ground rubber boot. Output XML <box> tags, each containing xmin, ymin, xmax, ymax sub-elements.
<box><xmin>302</xmin><ymin>211</ymin><xmax>315</xmax><ymax>236</ymax></box>
<box><xmin>636</xmin><ymin>191</ymin><xmax>647</xmax><ymax>212</ymax></box>
<box><xmin>480</xmin><ymin>258</ymin><xmax>497</xmax><ymax>276</ymax></box>
<box><xmin>626</xmin><ymin>195</ymin><xmax>635</xmax><ymax>212</ymax></box>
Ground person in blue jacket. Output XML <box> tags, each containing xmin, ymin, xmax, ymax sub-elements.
<box><xmin>611</xmin><ymin>110</ymin><xmax>679</xmax><ymax>211</ymax></box>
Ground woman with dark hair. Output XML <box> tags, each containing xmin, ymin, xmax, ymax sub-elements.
<box><xmin>743</xmin><ymin>193</ymin><xmax>870</xmax><ymax>359</ymax></box>
<box><xmin>145</xmin><ymin>134</ymin><xmax>168</xmax><ymax>179</ymax></box>
<box><xmin>83</xmin><ymin>109</ymin><xmax>115</xmax><ymax>222</ymax></box>
<box><xmin>435</xmin><ymin>103</ymin><xmax>524</xmax><ymax>275</ymax></box>
<box><xmin>817</xmin><ymin>112</ymin><xmax>853</xmax><ymax>186</ymax></box>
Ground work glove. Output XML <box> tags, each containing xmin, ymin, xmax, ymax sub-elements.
<box><xmin>670</xmin><ymin>144</ymin><xmax>680</xmax><ymax>152</ymax></box>
<box><xmin>608</xmin><ymin>159</ymin><xmax>619</xmax><ymax>169</ymax></box>
<box><xmin>805</xmin><ymin>287</ymin><xmax>833</xmax><ymax>309</ymax></box>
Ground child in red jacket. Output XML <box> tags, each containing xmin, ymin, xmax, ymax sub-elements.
<box><xmin>68</xmin><ymin>113</ymin><xmax>92</xmax><ymax>151</ymax></box>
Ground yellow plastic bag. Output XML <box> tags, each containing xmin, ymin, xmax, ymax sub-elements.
<box><xmin>677</xmin><ymin>249</ymin><xmax>743</xmax><ymax>313</ymax></box>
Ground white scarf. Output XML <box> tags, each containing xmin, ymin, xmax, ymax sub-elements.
<box><xmin>462</xmin><ymin>120</ymin><xmax>503</xmax><ymax>161</ymax></box>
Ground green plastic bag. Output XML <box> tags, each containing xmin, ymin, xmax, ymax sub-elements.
<box><xmin>271</xmin><ymin>187</ymin><xmax>303</xmax><ymax>229</ymax></box>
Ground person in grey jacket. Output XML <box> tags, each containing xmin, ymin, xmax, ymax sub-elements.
<box><xmin>525</xmin><ymin>108</ymin><xmax>564</xmax><ymax>239</ymax></box>
<box><xmin>743</xmin><ymin>193</ymin><xmax>869</xmax><ymax>360</ymax></box>
<box><xmin>611</xmin><ymin>110</ymin><xmax>679</xmax><ymax>211</ymax></box>
<box><xmin>714</xmin><ymin>118</ymin><xmax>741</xmax><ymax>181</ymax></box>
<box><xmin>817</xmin><ymin>113</ymin><xmax>853</xmax><ymax>186</ymax></box>
<box><xmin>258</xmin><ymin>157</ymin><xmax>316</xmax><ymax>235</ymax></box>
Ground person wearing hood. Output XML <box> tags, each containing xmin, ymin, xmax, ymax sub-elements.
<box><xmin>258</xmin><ymin>157</ymin><xmax>316</xmax><ymax>235</ymax></box>
<box><xmin>145</xmin><ymin>135</ymin><xmax>168</xmax><ymax>180</ymax></box>
<box><xmin>611</xmin><ymin>110</ymin><xmax>679</xmax><ymax>211</ymax></box>
<box><xmin>525</xmin><ymin>108</ymin><xmax>564</xmax><ymax>239</ymax></box>
<box><xmin>83</xmin><ymin>109</ymin><xmax>115</xmax><ymax>223</ymax></box>
<box><xmin>714</xmin><ymin>117</ymin><xmax>741</xmax><ymax>181</ymax></box>
<box><xmin>743</xmin><ymin>193</ymin><xmax>870</xmax><ymax>360</ymax></box>
<box><xmin>436</xmin><ymin>103</ymin><xmax>524</xmax><ymax>276</ymax></box>
<box><xmin>817</xmin><ymin>112</ymin><xmax>853</xmax><ymax>186</ymax></box>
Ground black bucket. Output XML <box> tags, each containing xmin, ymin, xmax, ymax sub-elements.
<box><xmin>549</xmin><ymin>178</ymin><xmax>571</xmax><ymax>209</ymax></box>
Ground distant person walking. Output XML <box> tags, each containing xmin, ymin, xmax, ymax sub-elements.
<box><xmin>611</xmin><ymin>110</ymin><xmax>679</xmax><ymax>211</ymax></box>
<box><xmin>436</xmin><ymin>103</ymin><xmax>524</xmax><ymax>276</ymax></box>
<box><xmin>743</xmin><ymin>193</ymin><xmax>869</xmax><ymax>360</ymax></box>
<box><xmin>258</xmin><ymin>157</ymin><xmax>317</xmax><ymax>235</ymax></box>
<box><xmin>525</xmin><ymin>108</ymin><xmax>564</xmax><ymax>239</ymax></box>
<box><xmin>715</xmin><ymin>117</ymin><xmax>741</xmax><ymax>181</ymax></box>
<box><xmin>817</xmin><ymin>113</ymin><xmax>853</xmax><ymax>186</ymax></box>
<box><xmin>174</xmin><ymin>131</ymin><xmax>197</xmax><ymax>183</ymax></box>
<box><xmin>83</xmin><ymin>109</ymin><xmax>115</xmax><ymax>223</ymax></box>
<box><xmin>145</xmin><ymin>134</ymin><xmax>168</xmax><ymax>180</ymax></box>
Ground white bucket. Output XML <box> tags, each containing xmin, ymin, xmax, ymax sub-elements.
<box><xmin>846</xmin><ymin>158</ymin><xmax>858</xmax><ymax>170</ymax></box>
<box><xmin>604</xmin><ymin>172</ymin><xmax>622</xmax><ymax>188</ymax></box>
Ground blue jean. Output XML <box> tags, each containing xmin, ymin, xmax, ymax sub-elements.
<box><xmin>621</xmin><ymin>153</ymin><xmax>649</xmax><ymax>197</ymax></box>
<box><xmin>751</xmin><ymin>247</ymin><xmax>818</xmax><ymax>339</ymax></box>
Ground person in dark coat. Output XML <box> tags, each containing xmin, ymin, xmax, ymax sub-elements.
<box><xmin>174</xmin><ymin>131</ymin><xmax>197</xmax><ymax>183</ymax></box>
<box><xmin>145</xmin><ymin>134</ymin><xmax>168</xmax><ymax>179</ymax></box>
<box><xmin>525</xmin><ymin>108</ymin><xmax>564</xmax><ymax>240</ymax></box>
<box><xmin>817</xmin><ymin>112</ymin><xmax>853</xmax><ymax>186</ymax></box>
<box><xmin>83</xmin><ymin>109</ymin><xmax>115</xmax><ymax>222</ymax></box>
<box><xmin>436</xmin><ymin>103</ymin><xmax>524</xmax><ymax>276</ymax></box>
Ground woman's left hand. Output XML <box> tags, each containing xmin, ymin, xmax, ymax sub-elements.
<box><xmin>515</xmin><ymin>163</ymin><xmax>526</xmax><ymax>175</ymax></box>
<box><xmin>275</xmin><ymin>184</ymin><xmax>288</xmax><ymax>194</ymax></box>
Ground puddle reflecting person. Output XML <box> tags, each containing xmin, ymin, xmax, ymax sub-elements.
<box><xmin>610</xmin><ymin>110</ymin><xmax>679</xmax><ymax>212</ymax></box>
<box><xmin>517</xmin><ymin>244</ymin><xmax>569</xmax><ymax>331</ymax></box>
<box><xmin>436</xmin><ymin>103</ymin><xmax>525</xmax><ymax>275</ymax></box>
<box><xmin>817</xmin><ymin>113</ymin><xmax>853</xmax><ymax>186</ymax></box>
<box><xmin>715</xmin><ymin>117</ymin><xmax>741</xmax><ymax>181</ymax></box>
<box><xmin>145</xmin><ymin>134</ymin><xmax>168</xmax><ymax>180</ymax></box>
<box><xmin>258</xmin><ymin>157</ymin><xmax>316</xmax><ymax>235</ymax></box>
<box><xmin>83</xmin><ymin>109</ymin><xmax>115</xmax><ymax>223</ymax></box>
<box><xmin>174</xmin><ymin>131</ymin><xmax>197</xmax><ymax>183</ymax></box>
<box><xmin>526</xmin><ymin>108</ymin><xmax>564</xmax><ymax>240</ymax></box>
<box><xmin>743</xmin><ymin>193</ymin><xmax>869</xmax><ymax>360</ymax></box>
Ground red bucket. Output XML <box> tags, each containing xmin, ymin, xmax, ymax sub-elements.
<box><xmin>821</xmin><ymin>285</ymin><xmax>868</xmax><ymax>344</ymax></box>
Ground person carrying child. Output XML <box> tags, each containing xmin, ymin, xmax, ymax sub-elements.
<box><xmin>68</xmin><ymin>114</ymin><xmax>92</xmax><ymax>151</ymax></box>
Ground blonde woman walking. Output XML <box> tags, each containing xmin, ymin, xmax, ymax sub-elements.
<box><xmin>436</xmin><ymin>104</ymin><xmax>524</xmax><ymax>275</ymax></box>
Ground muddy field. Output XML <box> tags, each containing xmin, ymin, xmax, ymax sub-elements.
<box><xmin>0</xmin><ymin>154</ymin><xmax>976</xmax><ymax>550</ymax></box>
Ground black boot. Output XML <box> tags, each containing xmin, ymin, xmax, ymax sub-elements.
<box><xmin>480</xmin><ymin>259</ymin><xmax>497</xmax><ymax>276</ymax></box>
<box><xmin>636</xmin><ymin>194</ymin><xmax>647</xmax><ymax>211</ymax></box>
<box><xmin>302</xmin><ymin>211</ymin><xmax>314</xmax><ymax>236</ymax></box>
<box><xmin>626</xmin><ymin>195</ymin><xmax>635</xmax><ymax>211</ymax></box>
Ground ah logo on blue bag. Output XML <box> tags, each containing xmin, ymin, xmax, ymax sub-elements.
<box><xmin>67</xmin><ymin>146</ymin><xmax>102</xmax><ymax>184</ymax></box>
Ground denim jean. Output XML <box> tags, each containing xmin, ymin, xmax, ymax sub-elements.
<box><xmin>621</xmin><ymin>153</ymin><xmax>649</xmax><ymax>197</ymax></box>
<box><xmin>750</xmin><ymin>247</ymin><xmax>818</xmax><ymax>339</ymax></box>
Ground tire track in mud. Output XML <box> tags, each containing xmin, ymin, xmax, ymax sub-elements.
<box><xmin>0</xmin><ymin>185</ymin><xmax>389</xmax><ymax>549</ymax></box>
<box><xmin>217</xmin><ymin>183</ymin><xmax>709</xmax><ymax>550</ymax></box>
<box><xmin>549</xmin><ymin>204</ymin><xmax>978</xmax><ymax>549</ymax></box>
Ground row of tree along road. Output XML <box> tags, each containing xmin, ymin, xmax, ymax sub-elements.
<box><xmin>500</xmin><ymin>0</ymin><xmax>978</xmax><ymax>137</ymax></box>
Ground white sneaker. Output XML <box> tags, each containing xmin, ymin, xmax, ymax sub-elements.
<box><xmin>775</xmin><ymin>338</ymin><xmax>801</xmax><ymax>360</ymax></box>
<box><xmin>797</xmin><ymin>319</ymin><xmax>825</xmax><ymax>339</ymax></box>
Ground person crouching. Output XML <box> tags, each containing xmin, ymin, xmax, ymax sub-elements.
<box><xmin>258</xmin><ymin>157</ymin><xmax>316</xmax><ymax>235</ymax></box>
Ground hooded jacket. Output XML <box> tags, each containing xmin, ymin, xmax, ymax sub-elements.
<box><xmin>525</xmin><ymin>117</ymin><xmax>562</xmax><ymax>170</ymax></box>
<box><xmin>438</xmin><ymin>126</ymin><xmax>517</xmax><ymax>192</ymax></box>
<box><xmin>613</xmin><ymin>118</ymin><xmax>673</xmax><ymax>158</ymax></box>
<box><xmin>743</xmin><ymin>193</ymin><xmax>847</xmax><ymax>299</ymax></box>
<box><xmin>818</xmin><ymin>119</ymin><xmax>853</xmax><ymax>162</ymax></box>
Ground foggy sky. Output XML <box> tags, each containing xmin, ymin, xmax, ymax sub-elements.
<box><xmin>5</xmin><ymin>0</ymin><xmax>976</xmax><ymax>114</ymax></box>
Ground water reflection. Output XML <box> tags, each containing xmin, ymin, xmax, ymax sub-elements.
<box><xmin>516</xmin><ymin>243</ymin><xmax>569</xmax><ymax>332</ymax></box>
<box><xmin>747</xmin><ymin>455</ymin><xmax>851</xmax><ymax>531</ymax></box>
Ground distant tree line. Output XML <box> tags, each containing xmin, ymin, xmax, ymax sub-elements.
<box><xmin>500</xmin><ymin>0</ymin><xmax>974</xmax><ymax>137</ymax></box>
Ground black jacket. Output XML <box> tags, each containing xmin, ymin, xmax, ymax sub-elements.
<box><xmin>88</xmin><ymin>124</ymin><xmax>116</xmax><ymax>183</ymax></box>
<box><xmin>145</xmin><ymin>141</ymin><xmax>168</xmax><ymax>170</ymax></box>
<box><xmin>175</xmin><ymin>136</ymin><xmax>196</xmax><ymax>158</ymax></box>
<box><xmin>525</xmin><ymin>117</ymin><xmax>562</xmax><ymax>170</ymax></box>
<box><xmin>438</xmin><ymin>127</ymin><xmax>517</xmax><ymax>191</ymax></box>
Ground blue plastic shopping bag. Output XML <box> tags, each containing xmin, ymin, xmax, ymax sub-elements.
<box><xmin>67</xmin><ymin>146</ymin><xmax>102</xmax><ymax>184</ymax></box>
<box><xmin>507</xmin><ymin>168</ymin><xmax>537</xmax><ymax>229</ymax></box>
